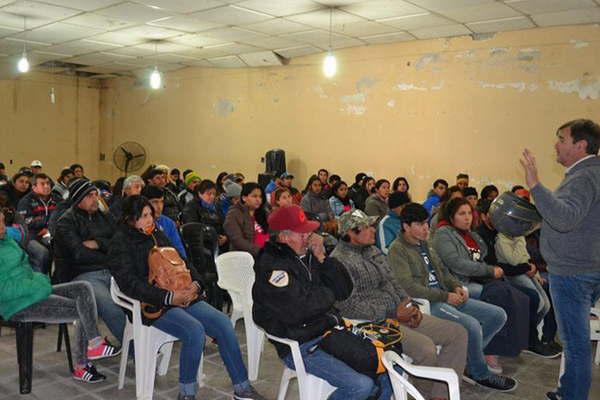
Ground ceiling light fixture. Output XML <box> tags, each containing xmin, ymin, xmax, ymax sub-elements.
<box><xmin>323</xmin><ymin>8</ymin><xmax>337</xmax><ymax>78</ymax></box>
<box><xmin>150</xmin><ymin>42</ymin><xmax>161</xmax><ymax>89</ymax></box>
<box><xmin>17</xmin><ymin>16</ymin><xmax>29</xmax><ymax>73</ymax></box>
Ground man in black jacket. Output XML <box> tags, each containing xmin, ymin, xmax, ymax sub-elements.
<box><xmin>55</xmin><ymin>179</ymin><xmax>125</xmax><ymax>344</ymax></box>
<box><xmin>253</xmin><ymin>205</ymin><xmax>377</xmax><ymax>400</ymax></box>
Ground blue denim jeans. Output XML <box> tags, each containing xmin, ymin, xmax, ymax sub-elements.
<box><xmin>26</xmin><ymin>239</ymin><xmax>51</xmax><ymax>274</ymax></box>
<box><xmin>283</xmin><ymin>336</ymin><xmax>386</xmax><ymax>400</ymax></box>
<box><xmin>73</xmin><ymin>269</ymin><xmax>125</xmax><ymax>343</ymax></box>
<box><xmin>430</xmin><ymin>299</ymin><xmax>506</xmax><ymax>380</ymax></box>
<box><xmin>153</xmin><ymin>301</ymin><xmax>249</xmax><ymax>396</ymax></box>
<box><xmin>465</xmin><ymin>282</ymin><xmax>483</xmax><ymax>299</ymax></box>
<box><xmin>549</xmin><ymin>272</ymin><xmax>600</xmax><ymax>400</ymax></box>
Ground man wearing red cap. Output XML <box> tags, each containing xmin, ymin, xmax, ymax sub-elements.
<box><xmin>252</xmin><ymin>205</ymin><xmax>378</xmax><ymax>399</ymax></box>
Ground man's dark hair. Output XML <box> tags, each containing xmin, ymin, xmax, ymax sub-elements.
<box><xmin>145</xmin><ymin>168</ymin><xmax>164</xmax><ymax>181</ymax></box>
<box><xmin>33</xmin><ymin>173</ymin><xmax>50</xmax><ymax>184</ymax></box>
<box><xmin>442</xmin><ymin>197</ymin><xmax>472</xmax><ymax>224</ymax></box>
<box><xmin>59</xmin><ymin>168</ymin><xmax>74</xmax><ymax>181</ymax></box>
<box><xmin>142</xmin><ymin>185</ymin><xmax>164</xmax><ymax>200</ymax></box>
<box><xmin>12</xmin><ymin>172</ymin><xmax>28</xmax><ymax>182</ymax></box>
<box><xmin>354</xmin><ymin>172</ymin><xmax>367</xmax><ymax>184</ymax></box>
<box><xmin>196</xmin><ymin>179</ymin><xmax>216</xmax><ymax>195</ymax></box>
<box><xmin>463</xmin><ymin>187</ymin><xmax>478</xmax><ymax>198</ymax></box>
<box><xmin>433</xmin><ymin>179</ymin><xmax>448</xmax><ymax>189</ymax></box>
<box><xmin>70</xmin><ymin>163</ymin><xmax>83</xmax><ymax>171</ymax></box>
<box><xmin>0</xmin><ymin>162</ymin><xmax>5</xmax><ymax>170</ymax></box>
<box><xmin>558</xmin><ymin>119</ymin><xmax>600</xmax><ymax>155</ymax></box>
<box><xmin>170</xmin><ymin>168</ymin><xmax>180</xmax><ymax>176</ymax></box>
<box><xmin>481</xmin><ymin>184</ymin><xmax>499</xmax><ymax>200</ymax></box>
<box><xmin>477</xmin><ymin>198</ymin><xmax>493</xmax><ymax>215</ymax></box>
<box><xmin>374</xmin><ymin>179</ymin><xmax>390</xmax><ymax>190</ymax></box>
<box><xmin>511</xmin><ymin>185</ymin><xmax>525</xmax><ymax>193</ymax></box>
<box><xmin>328</xmin><ymin>174</ymin><xmax>341</xmax><ymax>185</ymax></box>
<box><xmin>456</xmin><ymin>173</ymin><xmax>469</xmax><ymax>180</ymax></box>
<box><xmin>400</xmin><ymin>203</ymin><xmax>429</xmax><ymax>231</ymax></box>
<box><xmin>318</xmin><ymin>168</ymin><xmax>329</xmax><ymax>176</ymax></box>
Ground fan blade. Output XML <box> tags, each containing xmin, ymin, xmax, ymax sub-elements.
<box><xmin>132</xmin><ymin>153</ymin><xmax>145</xmax><ymax>159</ymax></box>
<box><xmin>120</xmin><ymin>146</ymin><xmax>134</xmax><ymax>160</ymax></box>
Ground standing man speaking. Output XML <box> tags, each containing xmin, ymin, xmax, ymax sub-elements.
<box><xmin>520</xmin><ymin>119</ymin><xmax>600</xmax><ymax>400</ymax></box>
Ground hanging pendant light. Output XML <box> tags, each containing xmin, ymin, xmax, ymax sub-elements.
<box><xmin>322</xmin><ymin>8</ymin><xmax>337</xmax><ymax>78</ymax></box>
<box><xmin>150</xmin><ymin>42</ymin><xmax>161</xmax><ymax>89</ymax></box>
<box><xmin>17</xmin><ymin>16</ymin><xmax>29</xmax><ymax>73</ymax></box>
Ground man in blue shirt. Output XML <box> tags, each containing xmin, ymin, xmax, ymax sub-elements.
<box><xmin>422</xmin><ymin>179</ymin><xmax>448</xmax><ymax>217</ymax></box>
<box><xmin>376</xmin><ymin>191</ymin><xmax>410</xmax><ymax>254</ymax></box>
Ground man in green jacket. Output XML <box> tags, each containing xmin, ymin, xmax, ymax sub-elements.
<box><xmin>0</xmin><ymin>210</ymin><xmax>118</xmax><ymax>383</ymax></box>
<box><xmin>388</xmin><ymin>203</ymin><xmax>516</xmax><ymax>393</ymax></box>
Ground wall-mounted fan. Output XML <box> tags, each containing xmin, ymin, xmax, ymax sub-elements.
<box><xmin>113</xmin><ymin>142</ymin><xmax>146</xmax><ymax>175</ymax></box>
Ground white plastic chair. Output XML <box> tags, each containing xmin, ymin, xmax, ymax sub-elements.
<box><xmin>383</xmin><ymin>351</ymin><xmax>461</xmax><ymax>400</ymax></box>
<box><xmin>110</xmin><ymin>278</ymin><xmax>204</xmax><ymax>400</ymax></box>
<box><xmin>215</xmin><ymin>251</ymin><xmax>264</xmax><ymax>381</ymax></box>
<box><xmin>263</xmin><ymin>331</ymin><xmax>336</xmax><ymax>400</ymax></box>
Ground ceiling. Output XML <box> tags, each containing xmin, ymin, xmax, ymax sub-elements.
<box><xmin>0</xmin><ymin>0</ymin><xmax>599</xmax><ymax>78</ymax></box>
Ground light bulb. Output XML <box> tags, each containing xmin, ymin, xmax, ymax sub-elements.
<box><xmin>49</xmin><ymin>87</ymin><xmax>56</xmax><ymax>104</ymax></box>
<box><xmin>150</xmin><ymin>67</ymin><xmax>162</xmax><ymax>89</ymax></box>
<box><xmin>323</xmin><ymin>51</ymin><xmax>337</xmax><ymax>78</ymax></box>
<box><xmin>17</xmin><ymin>52</ymin><xmax>29</xmax><ymax>73</ymax></box>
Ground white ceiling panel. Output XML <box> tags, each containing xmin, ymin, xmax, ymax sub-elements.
<box><xmin>132</xmin><ymin>0</ymin><xmax>225</xmax><ymax>13</ymax></box>
<box><xmin>379</xmin><ymin>13</ymin><xmax>455</xmax><ymax>30</ymax></box>
<box><xmin>182</xmin><ymin>42</ymin><xmax>259</xmax><ymax>57</ymax></box>
<box><xmin>104</xmin><ymin>45</ymin><xmax>156</xmax><ymax>56</ymax></box>
<box><xmin>75</xmin><ymin>65</ymin><xmax>118</xmax><ymax>73</ymax></box>
<box><xmin>341</xmin><ymin>0</ymin><xmax>426</xmax><ymax>20</ymax></box>
<box><xmin>171</xmin><ymin>32</ymin><xmax>229</xmax><ymax>47</ymax></box>
<box><xmin>43</xmin><ymin>39</ymin><xmax>122</xmax><ymax>56</ymax></box>
<box><xmin>532</xmin><ymin>7</ymin><xmax>600</xmax><ymax>26</ymax></box>
<box><xmin>99</xmin><ymin>61</ymin><xmax>142</xmax><ymax>70</ymax></box>
<box><xmin>467</xmin><ymin>16</ymin><xmax>534</xmax><ymax>33</ymax></box>
<box><xmin>39</xmin><ymin>0</ymin><xmax>123</xmax><ymax>12</ymax></box>
<box><xmin>180</xmin><ymin>58</ymin><xmax>213</xmax><ymax>67</ymax></box>
<box><xmin>147</xmin><ymin>15</ymin><xmax>223</xmax><ymax>32</ymax></box>
<box><xmin>410</xmin><ymin>23</ymin><xmax>471</xmax><ymax>39</ymax></box>
<box><xmin>314</xmin><ymin>0</ymin><xmax>364</xmax><ymax>5</ymax></box>
<box><xmin>335</xmin><ymin>20</ymin><xmax>398</xmax><ymax>36</ymax></box>
<box><xmin>281</xmin><ymin>29</ymin><xmax>351</xmax><ymax>45</ymax></box>
<box><xmin>207</xmin><ymin>55</ymin><xmax>246</xmax><ymax>67</ymax></box>
<box><xmin>109</xmin><ymin>25</ymin><xmax>183</xmax><ymax>41</ymax></box>
<box><xmin>1</xmin><ymin>1</ymin><xmax>81</xmax><ymax>21</ymax></box>
<box><xmin>9</xmin><ymin>22</ymin><xmax>103</xmax><ymax>44</ymax></box>
<box><xmin>152</xmin><ymin>52</ymin><xmax>200</xmax><ymax>62</ymax></box>
<box><xmin>239</xmin><ymin>50</ymin><xmax>283</xmax><ymax>66</ymax></box>
<box><xmin>238</xmin><ymin>0</ymin><xmax>322</xmax><ymax>17</ymax></box>
<box><xmin>199</xmin><ymin>27</ymin><xmax>268</xmax><ymax>41</ymax></box>
<box><xmin>436</xmin><ymin>2</ymin><xmax>522</xmax><ymax>23</ymax></box>
<box><xmin>84</xmin><ymin>30</ymin><xmax>145</xmax><ymax>45</ymax></box>
<box><xmin>0</xmin><ymin>25</ymin><xmax>21</xmax><ymax>38</ymax></box>
<box><xmin>331</xmin><ymin>37</ymin><xmax>365</xmax><ymax>49</ymax></box>
<box><xmin>273</xmin><ymin>45</ymin><xmax>321</xmax><ymax>58</ymax></box>
<box><xmin>95</xmin><ymin>2</ymin><xmax>173</xmax><ymax>23</ymax></box>
<box><xmin>503</xmin><ymin>0</ymin><xmax>596</xmax><ymax>15</ymax></box>
<box><xmin>244</xmin><ymin>18</ymin><xmax>312</xmax><ymax>35</ymax></box>
<box><xmin>132</xmin><ymin>41</ymin><xmax>193</xmax><ymax>52</ymax></box>
<box><xmin>64</xmin><ymin>13</ymin><xmax>137</xmax><ymax>31</ymax></box>
<box><xmin>360</xmin><ymin>31</ymin><xmax>414</xmax><ymax>44</ymax></box>
<box><xmin>287</xmin><ymin>9</ymin><xmax>365</xmax><ymax>30</ymax></box>
<box><xmin>407</xmin><ymin>0</ymin><xmax>494</xmax><ymax>12</ymax></box>
<box><xmin>237</xmin><ymin>35</ymin><xmax>299</xmax><ymax>50</ymax></box>
<box><xmin>0</xmin><ymin>37</ymin><xmax>49</xmax><ymax>54</ymax></box>
<box><xmin>67</xmin><ymin>52</ymin><xmax>121</xmax><ymax>65</ymax></box>
<box><xmin>191</xmin><ymin>5</ymin><xmax>272</xmax><ymax>25</ymax></box>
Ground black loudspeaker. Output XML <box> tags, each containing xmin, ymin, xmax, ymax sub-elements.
<box><xmin>258</xmin><ymin>173</ymin><xmax>272</xmax><ymax>190</ymax></box>
<box><xmin>265</xmin><ymin>149</ymin><xmax>286</xmax><ymax>177</ymax></box>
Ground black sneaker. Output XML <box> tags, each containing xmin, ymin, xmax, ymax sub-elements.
<box><xmin>234</xmin><ymin>386</ymin><xmax>267</xmax><ymax>400</ymax></box>
<box><xmin>524</xmin><ymin>342</ymin><xmax>561</xmax><ymax>359</ymax></box>
<box><xmin>546</xmin><ymin>391</ymin><xmax>562</xmax><ymax>400</ymax></box>
<box><xmin>72</xmin><ymin>363</ymin><xmax>106</xmax><ymax>383</ymax></box>
<box><xmin>546</xmin><ymin>341</ymin><xmax>563</xmax><ymax>354</ymax></box>
<box><xmin>474</xmin><ymin>373</ymin><xmax>518</xmax><ymax>392</ymax></box>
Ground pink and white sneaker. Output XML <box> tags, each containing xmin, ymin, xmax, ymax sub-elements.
<box><xmin>87</xmin><ymin>338</ymin><xmax>121</xmax><ymax>360</ymax></box>
<box><xmin>73</xmin><ymin>363</ymin><xmax>106</xmax><ymax>383</ymax></box>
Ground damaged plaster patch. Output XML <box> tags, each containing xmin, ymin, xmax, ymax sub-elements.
<box><xmin>215</xmin><ymin>99</ymin><xmax>235</xmax><ymax>116</ymax></box>
<box><xmin>455</xmin><ymin>50</ymin><xmax>476</xmax><ymax>59</ymax></box>
<box><xmin>415</xmin><ymin>53</ymin><xmax>440</xmax><ymax>70</ymax></box>
<box><xmin>547</xmin><ymin>77</ymin><xmax>600</xmax><ymax>100</ymax></box>
<box><xmin>479</xmin><ymin>82</ymin><xmax>538</xmax><ymax>92</ymax></box>
<box><xmin>356</xmin><ymin>76</ymin><xmax>378</xmax><ymax>92</ymax></box>
<box><xmin>340</xmin><ymin>93</ymin><xmax>366</xmax><ymax>116</ymax></box>
<box><xmin>394</xmin><ymin>81</ymin><xmax>445</xmax><ymax>91</ymax></box>
<box><xmin>518</xmin><ymin>48</ymin><xmax>540</xmax><ymax>61</ymax></box>
<box><xmin>570</xmin><ymin>39</ymin><xmax>589</xmax><ymax>49</ymax></box>
<box><xmin>490</xmin><ymin>47</ymin><xmax>509</xmax><ymax>57</ymax></box>
<box><xmin>387</xmin><ymin>99</ymin><xmax>396</xmax><ymax>108</ymax></box>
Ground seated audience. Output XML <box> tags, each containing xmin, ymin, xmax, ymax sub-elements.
<box><xmin>480</xmin><ymin>185</ymin><xmax>499</xmax><ymax>201</ymax></box>
<box><xmin>52</xmin><ymin>168</ymin><xmax>75</xmax><ymax>201</ymax></box>
<box><xmin>328</xmin><ymin>180</ymin><xmax>355</xmax><ymax>217</ymax></box>
<box><xmin>224</xmin><ymin>182</ymin><xmax>268</xmax><ymax>258</ymax></box>
<box><xmin>331</xmin><ymin>209</ymin><xmax>469</xmax><ymax>399</ymax></box>
<box><xmin>0</xmin><ymin>171</ymin><xmax>30</xmax><ymax>210</ymax></box>
<box><xmin>70</xmin><ymin>163</ymin><xmax>86</xmax><ymax>179</ymax></box>
<box><xmin>253</xmin><ymin>205</ymin><xmax>378</xmax><ymax>400</ymax></box>
<box><xmin>17</xmin><ymin>173</ymin><xmax>59</xmax><ymax>274</ymax></box>
<box><xmin>271</xmin><ymin>186</ymin><xmax>293</xmax><ymax>211</ymax></box>
<box><xmin>182</xmin><ymin>179</ymin><xmax>228</xmax><ymax>251</ymax></box>
<box><xmin>392</xmin><ymin>176</ymin><xmax>412</xmax><ymax>200</ymax></box>
<box><xmin>389</xmin><ymin>203</ymin><xmax>516</xmax><ymax>392</ymax></box>
<box><xmin>143</xmin><ymin>185</ymin><xmax>187</xmax><ymax>259</ymax></box>
<box><xmin>30</xmin><ymin>160</ymin><xmax>43</xmax><ymax>175</ymax></box>
<box><xmin>463</xmin><ymin>187</ymin><xmax>479</xmax><ymax>228</ymax></box>
<box><xmin>54</xmin><ymin>179</ymin><xmax>126</xmax><ymax>345</ymax></box>
<box><xmin>0</xmin><ymin>210</ymin><xmax>119</xmax><ymax>383</ymax></box>
<box><xmin>169</xmin><ymin>168</ymin><xmax>185</xmax><ymax>193</ymax></box>
<box><xmin>177</xmin><ymin>172</ymin><xmax>201</xmax><ymax>209</ymax></box>
<box><xmin>423</xmin><ymin>179</ymin><xmax>448</xmax><ymax>217</ymax></box>
<box><xmin>301</xmin><ymin>175</ymin><xmax>334</xmax><ymax>223</ymax></box>
<box><xmin>0</xmin><ymin>162</ymin><xmax>7</xmax><ymax>186</ymax></box>
<box><xmin>109</xmin><ymin>195</ymin><xmax>265</xmax><ymax>400</ymax></box>
<box><xmin>317</xmin><ymin>168</ymin><xmax>331</xmax><ymax>198</ymax></box>
<box><xmin>364</xmin><ymin>179</ymin><xmax>390</xmax><ymax>218</ymax></box>
<box><xmin>429</xmin><ymin>185</ymin><xmax>464</xmax><ymax>236</ymax></box>
<box><xmin>110</xmin><ymin>175</ymin><xmax>144</xmax><ymax>220</ymax></box>
<box><xmin>278</xmin><ymin>172</ymin><xmax>301</xmax><ymax>204</ymax></box>
<box><xmin>146</xmin><ymin>167</ymin><xmax>181</xmax><ymax>223</ymax></box>
<box><xmin>215</xmin><ymin>171</ymin><xmax>229</xmax><ymax>195</ymax></box>
<box><xmin>216</xmin><ymin>178</ymin><xmax>242</xmax><ymax>218</ymax></box>
<box><xmin>456</xmin><ymin>173</ymin><xmax>469</xmax><ymax>191</ymax></box>
<box><xmin>348</xmin><ymin>172</ymin><xmax>367</xmax><ymax>209</ymax></box>
<box><xmin>376</xmin><ymin>191</ymin><xmax>410</xmax><ymax>254</ymax></box>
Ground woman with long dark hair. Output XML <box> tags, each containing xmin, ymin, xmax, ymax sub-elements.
<box><xmin>364</xmin><ymin>179</ymin><xmax>390</xmax><ymax>218</ymax></box>
<box><xmin>328</xmin><ymin>180</ymin><xmax>355</xmax><ymax>217</ymax></box>
<box><xmin>392</xmin><ymin>177</ymin><xmax>411</xmax><ymax>201</ymax></box>
<box><xmin>215</xmin><ymin>171</ymin><xmax>228</xmax><ymax>195</ymax></box>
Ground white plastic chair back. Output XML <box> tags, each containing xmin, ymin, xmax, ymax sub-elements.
<box><xmin>383</xmin><ymin>350</ymin><xmax>461</xmax><ymax>400</ymax></box>
<box><xmin>591</xmin><ymin>307</ymin><xmax>600</xmax><ymax>366</ymax></box>
<box><xmin>215</xmin><ymin>251</ymin><xmax>264</xmax><ymax>380</ymax></box>
<box><xmin>110</xmin><ymin>277</ymin><xmax>204</xmax><ymax>399</ymax></box>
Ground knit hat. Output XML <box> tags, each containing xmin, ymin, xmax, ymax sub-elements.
<box><xmin>69</xmin><ymin>178</ymin><xmax>97</xmax><ymax>206</ymax></box>
<box><xmin>388</xmin><ymin>191</ymin><xmax>410</xmax><ymax>209</ymax></box>
<box><xmin>223</xmin><ymin>180</ymin><xmax>242</xmax><ymax>198</ymax></box>
<box><xmin>142</xmin><ymin>185</ymin><xmax>164</xmax><ymax>200</ymax></box>
<box><xmin>185</xmin><ymin>172</ymin><xmax>201</xmax><ymax>187</ymax></box>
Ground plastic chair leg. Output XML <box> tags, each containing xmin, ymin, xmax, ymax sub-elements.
<box><xmin>118</xmin><ymin>322</ymin><xmax>133</xmax><ymax>389</ymax></box>
<box><xmin>277</xmin><ymin>367</ymin><xmax>295</xmax><ymax>400</ymax></box>
<box><xmin>60</xmin><ymin>324</ymin><xmax>74</xmax><ymax>373</ymax></box>
<box><xmin>245</xmin><ymin>323</ymin><xmax>265</xmax><ymax>381</ymax></box>
<box><xmin>16</xmin><ymin>322</ymin><xmax>34</xmax><ymax>394</ymax></box>
<box><xmin>157</xmin><ymin>342</ymin><xmax>173</xmax><ymax>376</ymax></box>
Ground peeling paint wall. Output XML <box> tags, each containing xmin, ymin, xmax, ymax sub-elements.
<box><xmin>99</xmin><ymin>25</ymin><xmax>600</xmax><ymax>200</ymax></box>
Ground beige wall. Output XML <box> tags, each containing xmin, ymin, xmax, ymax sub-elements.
<box><xmin>0</xmin><ymin>73</ymin><xmax>101</xmax><ymax>180</ymax></box>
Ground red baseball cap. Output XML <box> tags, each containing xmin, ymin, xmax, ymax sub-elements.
<box><xmin>268</xmin><ymin>205</ymin><xmax>320</xmax><ymax>233</ymax></box>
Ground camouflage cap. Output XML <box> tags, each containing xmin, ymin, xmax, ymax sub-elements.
<box><xmin>338</xmin><ymin>209</ymin><xmax>379</xmax><ymax>233</ymax></box>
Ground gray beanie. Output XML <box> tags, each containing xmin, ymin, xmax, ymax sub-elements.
<box><xmin>223</xmin><ymin>180</ymin><xmax>242</xmax><ymax>198</ymax></box>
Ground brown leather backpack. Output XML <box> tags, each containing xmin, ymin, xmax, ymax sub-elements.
<box><xmin>141</xmin><ymin>245</ymin><xmax>192</xmax><ymax>319</ymax></box>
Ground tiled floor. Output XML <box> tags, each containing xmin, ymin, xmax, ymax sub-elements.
<box><xmin>0</xmin><ymin>323</ymin><xmax>599</xmax><ymax>400</ymax></box>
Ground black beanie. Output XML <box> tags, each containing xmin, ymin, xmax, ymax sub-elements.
<box><xmin>142</xmin><ymin>185</ymin><xmax>164</xmax><ymax>200</ymax></box>
<box><xmin>69</xmin><ymin>179</ymin><xmax>97</xmax><ymax>206</ymax></box>
<box><xmin>389</xmin><ymin>191</ymin><xmax>410</xmax><ymax>209</ymax></box>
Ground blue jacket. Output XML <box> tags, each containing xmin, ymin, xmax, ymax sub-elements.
<box><xmin>422</xmin><ymin>194</ymin><xmax>441</xmax><ymax>216</ymax></box>
<box><xmin>156</xmin><ymin>214</ymin><xmax>187</xmax><ymax>259</ymax></box>
<box><xmin>376</xmin><ymin>211</ymin><xmax>402</xmax><ymax>255</ymax></box>
<box><xmin>328</xmin><ymin>196</ymin><xmax>355</xmax><ymax>217</ymax></box>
